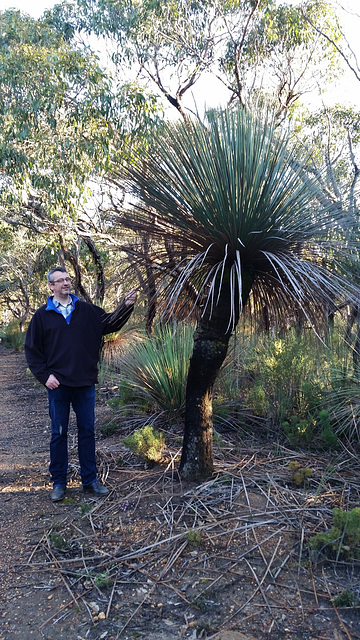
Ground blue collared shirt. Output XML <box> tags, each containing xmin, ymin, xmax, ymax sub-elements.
<box><xmin>45</xmin><ymin>293</ymin><xmax>78</xmax><ymax>324</ymax></box>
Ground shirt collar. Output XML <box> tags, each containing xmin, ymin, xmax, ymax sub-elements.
<box><xmin>45</xmin><ymin>293</ymin><xmax>79</xmax><ymax>311</ymax></box>
<box><xmin>53</xmin><ymin>297</ymin><xmax>72</xmax><ymax>308</ymax></box>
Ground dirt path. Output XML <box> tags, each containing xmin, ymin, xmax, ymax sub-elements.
<box><xmin>1</xmin><ymin>344</ymin><xmax>360</xmax><ymax>640</ymax></box>
<box><xmin>0</xmin><ymin>345</ymin><xmax>179</xmax><ymax>640</ymax></box>
<box><xmin>0</xmin><ymin>344</ymin><xmax>75</xmax><ymax>638</ymax></box>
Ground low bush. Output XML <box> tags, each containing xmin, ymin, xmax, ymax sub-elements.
<box><xmin>123</xmin><ymin>424</ymin><xmax>165</xmax><ymax>463</ymax></box>
<box><xmin>1</xmin><ymin>321</ymin><xmax>25</xmax><ymax>351</ymax></box>
<box><xmin>309</xmin><ymin>507</ymin><xmax>360</xmax><ymax>560</ymax></box>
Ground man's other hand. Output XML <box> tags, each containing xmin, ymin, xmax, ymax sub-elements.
<box><xmin>45</xmin><ymin>374</ymin><xmax>60</xmax><ymax>389</ymax></box>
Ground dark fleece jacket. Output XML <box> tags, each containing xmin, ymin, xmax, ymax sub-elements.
<box><xmin>25</xmin><ymin>296</ymin><xmax>133</xmax><ymax>387</ymax></box>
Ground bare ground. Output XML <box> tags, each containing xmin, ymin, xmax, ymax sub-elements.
<box><xmin>0</xmin><ymin>342</ymin><xmax>359</xmax><ymax>640</ymax></box>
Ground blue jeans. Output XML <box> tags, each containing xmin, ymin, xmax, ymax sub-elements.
<box><xmin>47</xmin><ymin>385</ymin><xmax>97</xmax><ymax>487</ymax></box>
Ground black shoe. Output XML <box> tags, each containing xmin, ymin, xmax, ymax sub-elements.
<box><xmin>51</xmin><ymin>485</ymin><xmax>66</xmax><ymax>502</ymax></box>
<box><xmin>83</xmin><ymin>479</ymin><xmax>109</xmax><ymax>496</ymax></box>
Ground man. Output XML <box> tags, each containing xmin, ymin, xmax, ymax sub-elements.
<box><xmin>25</xmin><ymin>266</ymin><xmax>137</xmax><ymax>502</ymax></box>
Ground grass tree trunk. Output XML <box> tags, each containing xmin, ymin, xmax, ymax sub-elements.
<box><xmin>179</xmin><ymin>270</ymin><xmax>253</xmax><ymax>481</ymax></box>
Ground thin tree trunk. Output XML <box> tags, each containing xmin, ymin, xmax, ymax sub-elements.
<box><xmin>143</xmin><ymin>234</ymin><xmax>157</xmax><ymax>336</ymax></box>
<box><xmin>82</xmin><ymin>235</ymin><xmax>105</xmax><ymax>305</ymax></box>
<box><xmin>179</xmin><ymin>270</ymin><xmax>252</xmax><ymax>480</ymax></box>
<box><xmin>58</xmin><ymin>234</ymin><xmax>92</xmax><ymax>303</ymax></box>
<box><xmin>353</xmin><ymin>315</ymin><xmax>360</xmax><ymax>377</ymax></box>
<box><xmin>180</xmin><ymin>319</ymin><xmax>230</xmax><ymax>479</ymax></box>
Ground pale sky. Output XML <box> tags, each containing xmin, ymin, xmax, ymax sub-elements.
<box><xmin>0</xmin><ymin>0</ymin><xmax>53</xmax><ymax>17</ymax></box>
<box><xmin>1</xmin><ymin>0</ymin><xmax>360</xmax><ymax>109</ymax></box>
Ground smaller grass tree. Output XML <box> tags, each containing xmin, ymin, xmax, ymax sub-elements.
<box><xmin>118</xmin><ymin>107</ymin><xmax>358</xmax><ymax>481</ymax></box>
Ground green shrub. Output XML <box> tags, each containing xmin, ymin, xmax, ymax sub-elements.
<box><xmin>332</xmin><ymin>589</ymin><xmax>360</xmax><ymax>608</ymax></box>
<box><xmin>317</xmin><ymin>409</ymin><xmax>338</xmax><ymax>449</ymax></box>
<box><xmin>100</xmin><ymin>419</ymin><xmax>121</xmax><ymax>437</ymax></box>
<box><xmin>309</xmin><ymin>507</ymin><xmax>360</xmax><ymax>560</ymax></box>
<box><xmin>107</xmin><ymin>381</ymin><xmax>137</xmax><ymax>409</ymax></box>
<box><xmin>241</xmin><ymin>331</ymin><xmax>327</xmax><ymax>426</ymax></box>
<box><xmin>118</xmin><ymin>324</ymin><xmax>194</xmax><ymax>417</ymax></box>
<box><xmin>283</xmin><ymin>416</ymin><xmax>314</xmax><ymax>446</ymax></box>
<box><xmin>123</xmin><ymin>424</ymin><xmax>165</xmax><ymax>463</ymax></box>
<box><xmin>93</xmin><ymin>571</ymin><xmax>111</xmax><ymax>589</ymax></box>
<box><xmin>79</xmin><ymin>501</ymin><xmax>92</xmax><ymax>516</ymax></box>
<box><xmin>1</xmin><ymin>321</ymin><xmax>25</xmax><ymax>351</ymax></box>
<box><xmin>283</xmin><ymin>409</ymin><xmax>338</xmax><ymax>450</ymax></box>
<box><xmin>49</xmin><ymin>531</ymin><xmax>67</xmax><ymax>549</ymax></box>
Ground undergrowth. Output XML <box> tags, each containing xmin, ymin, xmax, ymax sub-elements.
<box><xmin>309</xmin><ymin>507</ymin><xmax>360</xmax><ymax>561</ymax></box>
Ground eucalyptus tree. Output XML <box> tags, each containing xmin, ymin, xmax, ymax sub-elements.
<box><xmin>218</xmin><ymin>0</ymin><xmax>342</xmax><ymax>116</ymax></box>
<box><xmin>0</xmin><ymin>10</ymin><xmax>114</xmax><ymax>210</ymax></box>
<box><xmin>297</xmin><ymin>105</ymin><xmax>360</xmax><ymax>363</ymax></box>
<box><xmin>0</xmin><ymin>9</ymin><xmax>160</xmax><ymax>309</ymax></box>
<box><xmin>119</xmin><ymin>107</ymin><xmax>358</xmax><ymax>480</ymax></box>
<box><xmin>46</xmin><ymin>0</ymin><xmax>343</xmax><ymax>119</ymax></box>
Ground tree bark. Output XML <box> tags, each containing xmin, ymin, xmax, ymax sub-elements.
<box><xmin>81</xmin><ymin>235</ymin><xmax>105</xmax><ymax>305</ymax></box>
<box><xmin>179</xmin><ymin>319</ymin><xmax>230</xmax><ymax>480</ymax></box>
<box><xmin>179</xmin><ymin>269</ymin><xmax>253</xmax><ymax>481</ymax></box>
<box><xmin>58</xmin><ymin>234</ymin><xmax>92</xmax><ymax>303</ymax></box>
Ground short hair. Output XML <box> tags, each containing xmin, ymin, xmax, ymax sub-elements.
<box><xmin>47</xmin><ymin>267</ymin><xmax>68</xmax><ymax>284</ymax></box>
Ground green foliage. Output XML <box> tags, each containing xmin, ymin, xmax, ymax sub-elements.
<box><xmin>79</xmin><ymin>501</ymin><xmax>93</xmax><ymax>516</ymax></box>
<box><xmin>93</xmin><ymin>571</ymin><xmax>111</xmax><ymax>589</ymax></box>
<box><xmin>118</xmin><ymin>324</ymin><xmax>194</xmax><ymax>417</ymax></box>
<box><xmin>1</xmin><ymin>321</ymin><xmax>25</xmax><ymax>351</ymax></box>
<box><xmin>283</xmin><ymin>410</ymin><xmax>337</xmax><ymax>450</ymax></box>
<box><xmin>49</xmin><ymin>531</ymin><xmax>67</xmax><ymax>549</ymax></box>
<box><xmin>288</xmin><ymin>461</ymin><xmax>313</xmax><ymax>487</ymax></box>
<box><xmin>53</xmin><ymin>0</ymin><xmax>343</xmax><ymax>118</ymax></box>
<box><xmin>100</xmin><ymin>419</ymin><xmax>121</xmax><ymax>437</ymax></box>
<box><xmin>0</xmin><ymin>10</ymin><xmax>111</xmax><ymax>207</ymax></box>
<box><xmin>185</xmin><ymin>529</ymin><xmax>202</xmax><ymax>547</ymax></box>
<box><xmin>326</xmin><ymin>374</ymin><xmax>360</xmax><ymax>444</ymax></box>
<box><xmin>297</xmin><ymin>106</ymin><xmax>360</xmax><ymax>192</ymax></box>
<box><xmin>0</xmin><ymin>8</ymin><xmax>161</xmax><ymax>229</ymax></box>
<box><xmin>332</xmin><ymin>589</ymin><xmax>360</xmax><ymax>608</ymax></box>
<box><xmin>317</xmin><ymin>409</ymin><xmax>338</xmax><ymax>449</ymax></box>
<box><xmin>106</xmin><ymin>381</ymin><xmax>137</xmax><ymax>409</ymax></box>
<box><xmin>309</xmin><ymin>508</ymin><xmax>360</xmax><ymax>560</ymax></box>
<box><xmin>242</xmin><ymin>331</ymin><xmax>326</xmax><ymax>425</ymax></box>
<box><xmin>283</xmin><ymin>416</ymin><xmax>313</xmax><ymax>446</ymax></box>
<box><xmin>221</xmin><ymin>0</ymin><xmax>342</xmax><ymax>111</ymax></box>
<box><xmin>123</xmin><ymin>107</ymin><xmax>355</xmax><ymax>338</ymax></box>
<box><xmin>123</xmin><ymin>424</ymin><xmax>165</xmax><ymax>463</ymax></box>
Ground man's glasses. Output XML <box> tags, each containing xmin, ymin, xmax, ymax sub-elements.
<box><xmin>53</xmin><ymin>277</ymin><xmax>71</xmax><ymax>284</ymax></box>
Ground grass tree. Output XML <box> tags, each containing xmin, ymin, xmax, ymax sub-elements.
<box><xmin>119</xmin><ymin>108</ymin><xmax>357</xmax><ymax>481</ymax></box>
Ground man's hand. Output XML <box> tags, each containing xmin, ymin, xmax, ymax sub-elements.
<box><xmin>45</xmin><ymin>374</ymin><xmax>60</xmax><ymax>389</ymax></box>
<box><xmin>124</xmin><ymin>290</ymin><xmax>137</xmax><ymax>307</ymax></box>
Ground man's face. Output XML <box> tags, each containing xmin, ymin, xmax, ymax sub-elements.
<box><xmin>49</xmin><ymin>271</ymin><xmax>72</xmax><ymax>298</ymax></box>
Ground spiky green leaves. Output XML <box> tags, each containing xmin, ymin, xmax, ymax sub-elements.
<box><xmin>121</xmin><ymin>107</ymin><xmax>358</xmax><ymax>331</ymax></box>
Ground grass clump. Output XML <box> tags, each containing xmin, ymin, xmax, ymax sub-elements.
<box><xmin>119</xmin><ymin>324</ymin><xmax>194</xmax><ymax>417</ymax></box>
<box><xmin>309</xmin><ymin>507</ymin><xmax>360</xmax><ymax>560</ymax></box>
<box><xmin>123</xmin><ymin>424</ymin><xmax>165</xmax><ymax>463</ymax></box>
